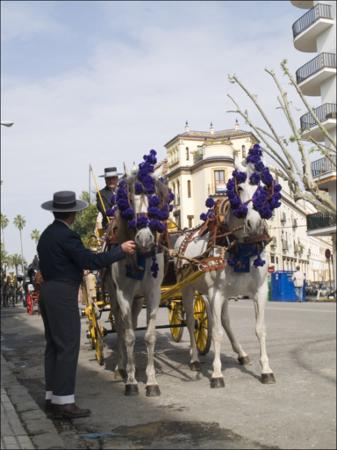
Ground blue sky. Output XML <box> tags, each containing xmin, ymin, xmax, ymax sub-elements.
<box><xmin>1</xmin><ymin>0</ymin><xmax>312</xmax><ymax>265</ymax></box>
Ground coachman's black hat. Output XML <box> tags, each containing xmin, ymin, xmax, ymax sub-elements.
<box><xmin>41</xmin><ymin>191</ymin><xmax>88</xmax><ymax>212</ymax></box>
<box><xmin>99</xmin><ymin>167</ymin><xmax>122</xmax><ymax>178</ymax></box>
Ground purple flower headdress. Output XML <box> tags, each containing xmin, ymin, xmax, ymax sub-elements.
<box><xmin>115</xmin><ymin>149</ymin><xmax>175</xmax><ymax>277</ymax></box>
<box><xmin>200</xmin><ymin>143</ymin><xmax>282</xmax><ymax>268</ymax></box>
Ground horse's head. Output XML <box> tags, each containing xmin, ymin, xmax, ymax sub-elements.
<box><xmin>115</xmin><ymin>150</ymin><xmax>173</xmax><ymax>254</ymax></box>
<box><xmin>225</xmin><ymin>145</ymin><xmax>282</xmax><ymax>240</ymax></box>
<box><xmin>230</xmin><ymin>160</ymin><xmax>264</xmax><ymax>238</ymax></box>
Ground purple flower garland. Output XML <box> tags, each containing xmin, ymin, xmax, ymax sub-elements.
<box><xmin>200</xmin><ymin>144</ymin><xmax>282</xmax><ymax>268</ymax></box>
<box><xmin>115</xmin><ymin>149</ymin><xmax>175</xmax><ymax>277</ymax></box>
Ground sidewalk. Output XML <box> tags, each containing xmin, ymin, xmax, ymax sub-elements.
<box><xmin>1</xmin><ymin>354</ymin><xmax>64</xmax><ymax>450</ymax></box>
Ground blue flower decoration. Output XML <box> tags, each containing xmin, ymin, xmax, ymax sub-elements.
<box><xmin>205</xmin><ymin>197</ymin><xmax>215</xmax><ymax>208</ymax></box>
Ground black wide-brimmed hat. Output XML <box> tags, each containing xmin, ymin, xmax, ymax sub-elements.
<box><xmin>99</xmin><ymin>167</ymin><xmax>122</xmax><ymax>178</ymax></box>
<box><xmin>41</xmin><ymin>191</ymin><xmax>88</xmax><ymax>212</ymax></box>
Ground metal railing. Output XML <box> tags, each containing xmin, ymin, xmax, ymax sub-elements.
<box><xmin>292</xmin><ymin>3</ymin><xmax>332</xmax><ymax>39</ymax></box>
<box><xmin>311</xmin><ymin>156</ymin><xmax>336</xmax><ymax>177</ymax></box>
<box><xmin>300</xmin><ymin>103</ymin><xmax>336</xmax><ymax>132</ymax></box>
<box><xmin>296</xmin><ymin>53</ymin><xmax>336</xmax><ymax>84</ymax></box>
<box><xmin>307</xmin><ymin>212</ymin><xmax>336</xmax><ymax>231</ymax></box>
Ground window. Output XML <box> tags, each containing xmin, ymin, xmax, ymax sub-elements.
<box><xmin>187</xmin><ymin>215</ymin><xmax>194</xmax><ymax>228</ymax></box>
<box><xmin>214</xmin><ymin>170</ymin><xmax>226</xmax><ymax>194</ymax></box>
<box><xmin>242</xmin><ymin>145</ymin><xmax>246</xmax><ymax>158</ymax></box>
<box><xmin>186</xmin><ymin>147</ymin><xmax>189</xmax><ymax>161</ymax></box>
<box><xmin>187</xmin><ymin>180</ymin><xmax>191</xmax><ymax>198</ymax></box>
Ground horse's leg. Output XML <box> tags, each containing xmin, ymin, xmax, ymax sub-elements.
<box><xmin>144</xmin><ymin>286</ymin><xmax>161</xmax><ymax>397</ymax></box>
<box><xmin>106</xmin><ymin>276</ymin><xmax>127</xmax><ymax>378</ymax></box>
<box><xmin>112</xmin><ymin>302</ymin><xmax>127</xmax><ymax>379</ymax></box>
<box><xmin>181</xmin><ymin>286</ymin><xmax>201</xmax><ymax>371</ymax></box>
<box><xmin>115</xmin><ymin>286</ymin><xmax>139</xmax><ymax>395</ymax></box>
<box><xmin>209</xmin><ymin>287</ymin><xmax>225</xmax><ymax>388</ymax></box>
<box><xmin>132</xmin><ymin>296</ymin><xmax>143</xmax><ymax>330</ymax></box>
<box><xmin>221</xmin><ymin>299</ymin><xmax>250</xmax><ymax>365</ymax></box>
<box><xmin>253</xmin><ymin>282</ymin><xmax>276</xmax><ymax>384</ymax></box>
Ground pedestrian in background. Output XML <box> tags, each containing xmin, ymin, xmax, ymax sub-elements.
<box><xmin>292</xmin><ymin>265</ymin><xmax>304</xmax><ymax>302</ymax></box>
<box><xmin>38</xmin><ymin>191</ymin><xmax>136</xmax><ymax>419</ymax></box>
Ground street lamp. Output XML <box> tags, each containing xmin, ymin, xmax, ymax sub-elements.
<box><xmin>1</xmin><ymin>122</ymin><xmax>14</xmax><ymax>127</ymax></box>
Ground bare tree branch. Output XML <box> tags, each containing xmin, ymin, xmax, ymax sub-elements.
<box><xmin>281</xmin><ymin>60</ymin><xmax>337</xmax><ymax>149</ymax></box>
<box><xmin>226</xmin><ymin>65</ymin><xmax>336</xmax><ymax>216</ymax></box>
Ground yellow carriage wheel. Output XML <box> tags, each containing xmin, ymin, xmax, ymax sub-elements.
<box><xmin>194</xmin><ymin>293</ymin><xmax>212</xmax><ymax>355</ymax></box>
<box><xmin>168</xmin><ymin>300</ymin><xmax>184</xmax><ymax>342</ymax></box>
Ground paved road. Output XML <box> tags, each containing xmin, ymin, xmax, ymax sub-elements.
<box><xmin>1</xmin><ymin>300</ymin><xmax>336</xmax><ymax>449</ymax></box>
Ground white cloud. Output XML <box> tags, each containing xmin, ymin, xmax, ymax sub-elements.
<box><xmin>1</xmin><ymin>1</ymin><xmax>65</xmax><ymax>42</ymax></box>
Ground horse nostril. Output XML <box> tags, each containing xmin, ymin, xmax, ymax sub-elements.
<box><xmin>247</xmin><ymin>220</ymin><xmax>251</xmax><ymax>229</ymax></box>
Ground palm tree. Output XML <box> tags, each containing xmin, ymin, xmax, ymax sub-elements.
<box><xmin>0</xmin><ymin>213</ymin><xmax>9</xmax><ymax>250</ymax></box>
<box><xmin>8</xmin><ymin>254</ymin><xmax>25</xmax><ymax>278</ymax></box>
<box><xmin>13</xmin><ymin>215</ymin><xmax>26</xmax><ymax>274</ymax></box>
<box><xmin>31</xmin><ymin>229</ymin><xmax>41</xmax><ymax>247</ymax></box>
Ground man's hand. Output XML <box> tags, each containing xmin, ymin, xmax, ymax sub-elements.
<box><xmin>121</xmin><ymin>240</ymin><xmax>136</xmax><ymax>254</ymax></box>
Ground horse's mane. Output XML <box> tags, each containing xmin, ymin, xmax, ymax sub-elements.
<box><xmin>115</xmin><ymin>174</ymin><xmax>170</xmax><ymax>243</ymax></box>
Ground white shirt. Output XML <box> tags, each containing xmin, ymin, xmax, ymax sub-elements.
<box><xmin>292</xmin><ymin>270</ymin><xmax>304</xmax><ymax>288</ymax></box>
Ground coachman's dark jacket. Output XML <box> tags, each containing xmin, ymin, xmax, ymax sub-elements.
<box><xmin>96</xmin><ymin>186</ymin><xmax>116</xmax><ymax>228</ymax></box>
<box><xmin>37</xmin><ymin>220</ymin><xmax>124</xmax><ymax>286</ymax></box>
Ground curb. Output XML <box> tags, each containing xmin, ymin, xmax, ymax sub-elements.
<box><xmin>1</xmin><ymin>354</ymin><xmax>65</xmax><ymax>450</ymax></box>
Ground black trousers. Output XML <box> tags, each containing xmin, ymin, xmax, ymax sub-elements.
<box><xmin>39</xmin><ymin>280</ymin><xmax>80</xmax><ymax>400</ymax></box>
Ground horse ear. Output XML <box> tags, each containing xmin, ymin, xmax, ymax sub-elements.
<box><xmin>234</xmin><ymin>158</ymin><xmax>245</xmax><ymax>172</ymax></box>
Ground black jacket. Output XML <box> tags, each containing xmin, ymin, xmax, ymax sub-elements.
<box><xmin>96</xmin><ymin>186</ymin><xmax>116</xmax><ymax>228</ymax></box>
<box><xmin>37</xmin><ymin>220</ymin><xmax>125</xmax><ymax>286</ymax></box>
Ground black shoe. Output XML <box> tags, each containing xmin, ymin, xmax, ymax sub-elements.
<box><xmin>45</xmin><ymin>400</ymin><xmax>53</xmax><ymax>412</ymax></box>
<box><xmin>52</xmin><ymin>403</ymin><xmax>91</xmax><ymax>419</ymax></box>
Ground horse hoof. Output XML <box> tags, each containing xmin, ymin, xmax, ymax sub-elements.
<box><xmin>238</xmin><ymin>356</ymin><xmax>250</xmax><ymax>366</ymax></box>
<box><xmin>125</xmin><ymin>384</ymin><xmax>139</xmax><ymax>396</ymax></box>
<box><xmin>210</xmin><ymin>377</ymin><xmax>225</xmax><ymax>388</ymax></box>
<box><xmin>261</xmin><ymin>373</ymin><xmax>276</xmax><ymax>384</ymax></box>
<box><xmin>146</xmin><ymin>385</ymin><xmax>161</xmax><ymax>397</ymax></box>
<box><xmin>190</xmin><ymin>361</ymin><xmax>201</xmax><ymax>372</ymax></box>
<box><xmin>119</xmin><ymin>369</ymin><xmax>127</xmax><ymax>380</ymax></box>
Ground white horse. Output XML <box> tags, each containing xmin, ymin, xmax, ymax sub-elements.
<box><xmin>175</xmin><ymin>157</ymin><xmax>278</xmax><ymax>387</ymax></box>
<box><xmin>107</xmin><ymin>165</ymin><xmax>170</xmax><ymax>396</ymax></box>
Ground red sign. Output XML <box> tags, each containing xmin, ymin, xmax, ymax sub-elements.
<box><xmin>268</xmin><ymin>266</ymin><xmax>275</xmax><ymax>273</ymax></box>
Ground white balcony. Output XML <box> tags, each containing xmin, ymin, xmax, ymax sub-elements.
<box><xmin>311</xmin><ymin>156</ymin><xmax>337</xmax><ymax>190</ymax></box>
<box><xmin>300</xmin><ymin>103</ymin><xmax>336</xmax><ymax>141</ymax></box>
<box><xmin>293</xmin><ymin>3</ymin><xmax>334</xmax><ymax>52</ymax></box>
<box><xmin>306</xmin><ymin>212</ymin><xmax>336</xmax><ymax>237</ymax></box>
<box><xmin>296</xmin><ymin>53</ymin><xmax>336</xmax><ymax>96</ymax></box>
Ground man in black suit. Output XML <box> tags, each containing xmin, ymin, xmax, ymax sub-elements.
<box><xmin>38</xmin><ymin>191</ymin><xmax>135</xmax><ymax>419</ymax></box>
<box><xmin>96</xmin><ymin>167</ymin><xmax>121</xmax><ymax>228</ymax></box>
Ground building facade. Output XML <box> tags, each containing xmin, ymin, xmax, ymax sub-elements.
<box><xmin>159</xmin><ymin>122</ymin><xmax>333</xmax><ymax>283</ymax></box>
<box><xmin>291</xmin><ymin>0</ymin><xmax>336</xmax><ymax>286</ymax></box>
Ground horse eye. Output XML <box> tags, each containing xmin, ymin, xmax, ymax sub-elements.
<box><xmin>238</xmin><ymin>186</ymin><xmax>243</xmax><ymax>192</ymax></box>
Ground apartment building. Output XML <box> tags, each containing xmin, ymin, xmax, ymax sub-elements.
<box><xmin>291</xmin><ymin>0</ymin><xmax>336</xmax><ymax>285</ymax></box>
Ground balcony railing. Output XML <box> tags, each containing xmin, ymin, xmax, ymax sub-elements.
<box><xmin>296</xmin><ymin>53</ymin><xmax>336</xmax><ymax>84</ymax></box>
<box><xmin>311</xmin><ymin>156</ymin><xmax>336</xmax><ymax>178</ymax></box>
<box><xmin>307</xmin><ymin>212</ymin><xmax>336</xmax><ymax>231</ymax></box>
<box><xmin>292</xmin><ymin>3</ymin><xmax>332</xmax><ymax>39</ymax></box>
<box><xmin>300</xmin><ymin>103</ymin><xmax>336</xmax><ymax>132</ymax></box>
